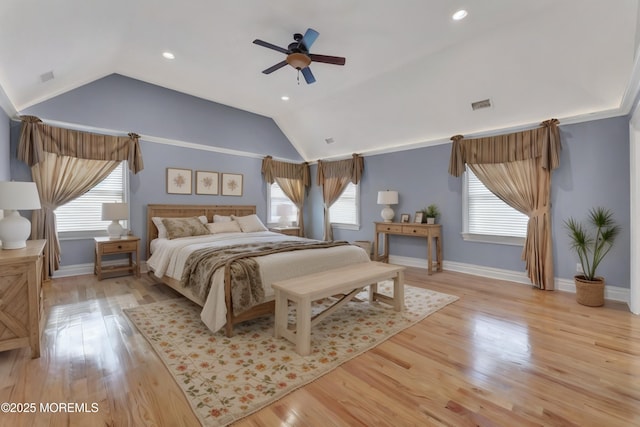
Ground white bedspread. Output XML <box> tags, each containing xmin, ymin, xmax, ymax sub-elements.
<box><xmin>146</xmin><ymin>231</ymin><xmax>370</xmax><ymax>332</ymax></box>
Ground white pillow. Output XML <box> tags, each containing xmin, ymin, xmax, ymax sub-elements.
<box><xmin>153</xmin><ymin>215</ymin><xmax>207</xmax><ymax>238</ymax></box>
<box><xmin>213</xmin><ymin>214</ymin><xmax>232</xmax><ymax>223</ymax></box>
<box><xmin>206</xmin><ymin>221</ymin><xmax>242</xmax><ymax>234</ymax></box>
<box><xmin>231</xmin><ymin>214</ymin><xmax>268</xmax><ymax>232</ymax></box>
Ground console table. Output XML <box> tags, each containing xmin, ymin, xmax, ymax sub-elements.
<box><xmin>373</xmin><ymin>222</ymin><xmax>442</xmax><ymax>274</ymax></box>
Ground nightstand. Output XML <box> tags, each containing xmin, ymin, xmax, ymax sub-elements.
<box><xmin>94</xmin><ymin>236</ymin><xmax>140</xmax><ymax>280</ymax></box>
<box><xmin>269</xmin><ymin>227</ymin><xmax>301</xmax><ymax>237</ymax></box>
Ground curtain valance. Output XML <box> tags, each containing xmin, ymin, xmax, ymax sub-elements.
<box><xmin>18</xmin><ymin>116</ymin><xmax>144</xmax><ymax>173</ymax></box>
<box><xmin>448</xmin><ymin>119</ymin><xmax>560</xmax><ymax>177</ymax></box>
<box><xmin>261</xmin><ymin>156</ymin><xmax>310</xmax><ymax>187</ymax></box>
<box><xmin>316</xmin><ymin>153</ymin><xmax>364</xmax><ymax>185</ymax></box>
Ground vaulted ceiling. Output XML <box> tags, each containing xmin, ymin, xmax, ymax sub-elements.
<box><xmin>1</xmin><ymin>1</ymin><xmax>638</xmax><ymax>161</ymax></box>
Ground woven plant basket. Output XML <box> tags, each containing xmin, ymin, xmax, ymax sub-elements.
<box><xmin>574</xmin><ymin>275</ymin><xmax>605</xmax><ymax>307</ymax></box>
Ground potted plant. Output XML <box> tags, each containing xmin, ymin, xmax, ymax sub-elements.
<box><xmin>564</xmin><ymin>207</ymin><xmax>620</xmax><ymax>307</ymax></box>
<box><xmin>422</xmin><ymin>204</ymin><xmax>440</xmax><ymax>224</ymax></box>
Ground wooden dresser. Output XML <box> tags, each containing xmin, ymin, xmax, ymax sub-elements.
<box><xmin>0</xmin><ymin>239</ymin><xmax>46</xmax><ymax>358</ymax></box>
<box><xmin>374</xmin><ymin>222</ymin><xmax>442</xmax><ymax>274</ymax></box>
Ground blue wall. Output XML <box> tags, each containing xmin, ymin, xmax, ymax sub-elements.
<box><xmin>0</xmin><ymin>109</ymin><xmax>9</xmax><ymax>180</ymax></box>
<box><xmin>312</xmin><ymin>116</ymin><xmax>630</xmax><ymax>288</ymax></box>
<box><xmin>7</xmin><ymin>73</ymin><xmax>631</xmax><ymax>289</ymax></box>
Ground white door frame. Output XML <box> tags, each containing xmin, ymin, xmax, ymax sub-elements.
<box><xmin>629</xmin><ymin>110</ymin><xmax>640</xmax><ymax>314</ymax></box>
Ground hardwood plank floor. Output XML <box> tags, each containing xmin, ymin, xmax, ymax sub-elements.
<box><xmin>0</xmin><ymin>268</ymin><xmax>638</xmax><ymax>426</ymax></box>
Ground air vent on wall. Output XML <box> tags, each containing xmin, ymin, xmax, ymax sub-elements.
<box><xmin>471</xmin><ymin>98</ymin><xmax>491</xmax><ymax>111</ymax></box>
<box><xmin>40</xmin><ymin>71</ymin><xmax>54</xmax><ymax>83</ymax></box>
<box><xmin>325</xmin><ymin>137</ymin><xmax>335</xmax><ymax>144</ymax></box>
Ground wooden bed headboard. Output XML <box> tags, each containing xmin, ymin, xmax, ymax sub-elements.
<box><xmin>146</xmin><ymin>204</ymin><xmax>257</xmax><ymax>257</ymax></box>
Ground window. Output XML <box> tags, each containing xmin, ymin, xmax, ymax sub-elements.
<box><xmin>267</xmin><ymin>182</ymin><xmax>298</xmax><ymax>226</ymax></box>
<box><xmin>55</xmin><ymin>162</ymin><xmax>128</xmax><ymax>238</ymax></box>
<box><xmin>463</xmin><ymin>168</ymin><xmax>528</xmax><ymax>245</ymax></box>
<box><xmin>330</xmin><ymin>182</ymin><xmax>359</xmax><ymax>229</ymax></box>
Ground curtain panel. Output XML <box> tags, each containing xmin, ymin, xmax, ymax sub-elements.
<box><xmin>18</xmin><ymin>116</ymin><xmax>144</xmax><ymax>173</ymax></box>
<box><xmin>316</xmin><ymin>154</ymin><xmax>364</xmax><ymax>241</ymax></box>
<box><xmin>448</xmin><ymin>119</ymin><xmax>560</xmax><ymax>290</ymax></box>
<box><xmin>261</xmin><ymin>156</ymin><xmax>311</xmax><ymax>236</ymax></box>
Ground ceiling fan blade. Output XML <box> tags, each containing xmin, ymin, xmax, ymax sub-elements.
<box><xmin>301</xmin><ymin>67</ymin><xmax>316</xmax><ymax>84</ymax></box>
<box><xmin>262</xmin><ymin>60</ymin><xmax>288</xmax><ymax>74</ymax></box>
<box><xmin>253</xmin><ymin>39</ymin><xmax>289</xmax><ymax>54</ymax></box>
<box><xmin>310</xmin><ymin>54</ymin><xmax>346</xmax><ymax>66</ymax></box>
<box><xmin>301</xmin><ymin>28</ymin><xmax>319</xmax><ymax>49</ymax></box>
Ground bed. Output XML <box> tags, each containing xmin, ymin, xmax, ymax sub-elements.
<box><xmin>145</xmin><ymin>204</ymin><xmax>371</xmax><ymax>337</ymax></box>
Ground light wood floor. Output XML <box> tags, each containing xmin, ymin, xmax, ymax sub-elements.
<box><xmin>0</xmin><ymin>268</ymin><xmax>638</xmax><ymax>426</ymax></box>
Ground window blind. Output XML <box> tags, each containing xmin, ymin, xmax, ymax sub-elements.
<box><xmin>55</xmin><ymin>162</ymin><xmax>127</xmax><ymax>233</ymax></box>
<box><xmin>330</xmin><ymin>182</ymin><xmax>358</xmax><ymax>225</ymax></box>
<box><xmin>466</xmin><ymin>169</ymin><xmax>528</xmax><ymax>238</ymax></box>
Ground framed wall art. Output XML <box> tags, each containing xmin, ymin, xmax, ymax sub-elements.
<box><xmin>195</xmin><ymin>171</ymin><xmax>219</xmax><ymax>195</ymax></box>
<box><xmin>166</xmin><ymin>168</ymin><xmax>192</xmax><ymax>194</ymax></box>
<box><xmin>221</xmin><ymin>173</ymin><xmax>243</xmax><ymax>196</ymax></box>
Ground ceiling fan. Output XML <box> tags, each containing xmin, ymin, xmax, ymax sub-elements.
<box><xmin>253</xmin><ymin>28</ymin><xmax>346</xmax><ymax>84</ymax></box>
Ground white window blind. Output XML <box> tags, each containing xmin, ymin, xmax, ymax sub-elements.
<box><xmin>268</xmin><ymin>182</ymin><xmax>298</xmax><ymax>225</ymax></box>
<box><xmin>330</xmin><ymin>182</ymin><xmax>358</xmax><ymax>225</ymax></box>
<box><xmin>55</xmin><ymin>162</ymin><xmax>127</xmax><ymax>234</ymax></box>
<box><xmin>466</xmin><ymin>168</ymin><xmax>528</xmax><ymax>239</ymax></box>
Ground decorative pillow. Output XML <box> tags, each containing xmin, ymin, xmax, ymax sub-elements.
<box><xmin>231</xmin><ymin>214</ymin><xmax>268</xmax><ymax>232</ymax></box>
<box><xmin>206</xmin><ymin>221</ymin><xmax>242</xmax><ymax>234</ymax></box>
<box><xmin>161</xmin><ymin>216</ymin><xmax>210</xmax><ymax>239</ymax></box>
<box><xmin>213</xmin><ymin>214</ymin><xmax>232</xmax><ymax>223</ymax></box>
<box><xmin>153</xmin><ymin>215</ymin><xmax>207</xmax><ymax>238</ymax></box>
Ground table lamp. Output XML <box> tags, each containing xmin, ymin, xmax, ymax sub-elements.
<box><xmin>102</xmin><ymin>202</ymin><xmax>129</xmax><ymax>239</ymax></box>
<box><xmin>0</xmin><ymin>181</ymin><xmax>42</xmax><ymax>249</ymax></box>
<box><xmin>377</xmin><ymin>190</ymin><xmax>398</xmax><ymax>222</ymax></box>
<box><xmin>276</xmin><ymin>203</ymin><xmax>293</xmax><ymax>227</ymax></box>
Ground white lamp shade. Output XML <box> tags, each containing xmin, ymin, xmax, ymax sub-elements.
<box><xmin>0</xmin><ymin>181</ymin><xmax>41</xmax><ymax>249</ymax></box>
<box><xmin>377</xmin><ymin>190</ymin><xmax>398</xmax><ymax>205</ymax></box>
<box><xmin>0</xmin><ymin>181</ymin><xmax>41</xmax><ymax>210</ymax></box>
<box><xmin>102</xmin><ymin>203</ymin><xmax>129</xmax><ymax>220</ymax></box>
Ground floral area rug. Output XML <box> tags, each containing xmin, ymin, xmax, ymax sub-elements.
<box><xmin>124</xmin><ymin>282</ymin><xmax>458</xmax><ymax>426</ymax></box>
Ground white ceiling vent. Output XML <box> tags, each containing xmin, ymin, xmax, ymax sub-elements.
<box><xmin>471</xmin><ymin>98</ymin><xmax>492</xmax><ymax>111</ymax></box>
<box><xmin>40</xmin><ymin>71</ymin><xmax>54</xmax><ymax>83</ymax></box>
<box><xmin>325</xmin><ymin>137</ymin><xmax>335</xmax><ymax>144</ymax></box>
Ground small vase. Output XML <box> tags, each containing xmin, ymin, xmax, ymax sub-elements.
<box><xmin>426</xmin><ymin>217</ymin><xmax>435</xmax><ymax>224</ymax></box>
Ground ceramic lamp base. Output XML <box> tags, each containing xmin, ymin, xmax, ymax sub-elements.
<box><xmin>380</xmin><ymin>205</ymin><xmax>395</xmax><ymax>222</ymax></box>
<box><xmin>0</xmin><ymin>210</ymin><xmax>30</xmax><ymax>249</ymax></box>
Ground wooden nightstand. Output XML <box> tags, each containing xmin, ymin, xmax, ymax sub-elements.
<box><xmin>0</xmin><ymin>239</ymin><xmax>46</xmax><ymax>358</ymax></box>
<box><xmin>94</xmin><ymin>236</ymin><xmax>140</xmax><ymax>280</ymax></box>
<box><xmin>269</xmin><ymin>227</ymin><xmax>301</xmax><ymax>237</ymax></box>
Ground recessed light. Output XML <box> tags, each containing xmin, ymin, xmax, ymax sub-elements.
<box><xmin>162</xmin><ymin>51</ymin><xmax>175</xmax><ymax>60</ymax></box>
<box><xmin>452</xmin><ymin>9</ymin><xmax>468</xmax><ymax>21</ymax></box>
<box><xmin>281</xmin><ymin>96</ymin><xmax>290</xmax><ymax>101</ymax></box>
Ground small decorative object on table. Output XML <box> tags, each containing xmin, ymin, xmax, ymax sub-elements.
<box><xmin>377</xmin><ymin>190</ymin><xmax>399</xmax><ymax>222</ymax></box>
<box><xmin>422</xmin><ymin>203</ymin><xmax>440</xmax><ymax>224</ymax></box>
<box><xmin>564</xmin><ymin>207</ymin><xmax>620</xmax><ymax>307</ymax></box>
<box><xmin>400</xmin><ymin>213</ymin><xmax>410</xmax><ymax>223</ymax></box>
<box><xmin>414</xmin><ymin>212</ymin><xmax>423</xmax><ymax>223</ymax></box>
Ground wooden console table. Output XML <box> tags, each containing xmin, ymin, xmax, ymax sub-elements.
<box><xmin>374</xmin><ymin>222</ymin><xmax>442</xmax><ymax>274</ymax></box>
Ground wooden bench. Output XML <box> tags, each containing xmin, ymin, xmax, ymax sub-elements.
<box><xmin>272</xmin><ymin>261</ymin><xmax>406</xmax><ymax>356</ymax></box>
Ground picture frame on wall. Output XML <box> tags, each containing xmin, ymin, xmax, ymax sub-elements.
<box><xmin>414</xmin><ymin>212</ymin><xmax>423</xmax><ymax>223</ymax></box>
<box><xmin>166</xmin><ymin>168</ymin><xmax>192</xmax><ymax>194</ymax></box>
<box><xmin>400</xmin><ymin>213</ymin><xmax>410</xmax><ymax>223</ymax></box>
<box><xmin>221</xmin><ymin>173</ymin><xmax>243</xmax><ymax>196</ymax></box>
<box><xmin>195</xmin><ymin>171</ymin><xmax>219</xmax><ymax>195</ymax></box>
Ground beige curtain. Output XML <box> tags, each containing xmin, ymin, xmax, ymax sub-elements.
<box><xmin>448</xmin><ymin>119</ymin><xmax>560</xmax><ymax>290</ymax></box>
<box><xmin>31</xmin><ymin>153</ymin><xmax>119</xmax><ymax>279</ymax></box>
<box><xmin>18</xmin><ymin>116</ymin><xmax>143</xmax><ymax>279</ymax></box>
<box><xmin>317</xmin><ymin>154</ymin><xmax>364</xmax><ymax>241</ymax></box>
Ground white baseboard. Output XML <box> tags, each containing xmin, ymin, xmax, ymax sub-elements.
<box><xmin>388</xmin><ymin>255</ymin><xmax>630</xmax><ymax>304</ymax></box>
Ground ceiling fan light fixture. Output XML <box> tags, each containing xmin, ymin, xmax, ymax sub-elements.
<box><xmin>286</xmin><ymin>52</ymin><xmax>311</xmax><ymax>70</ymax></box>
